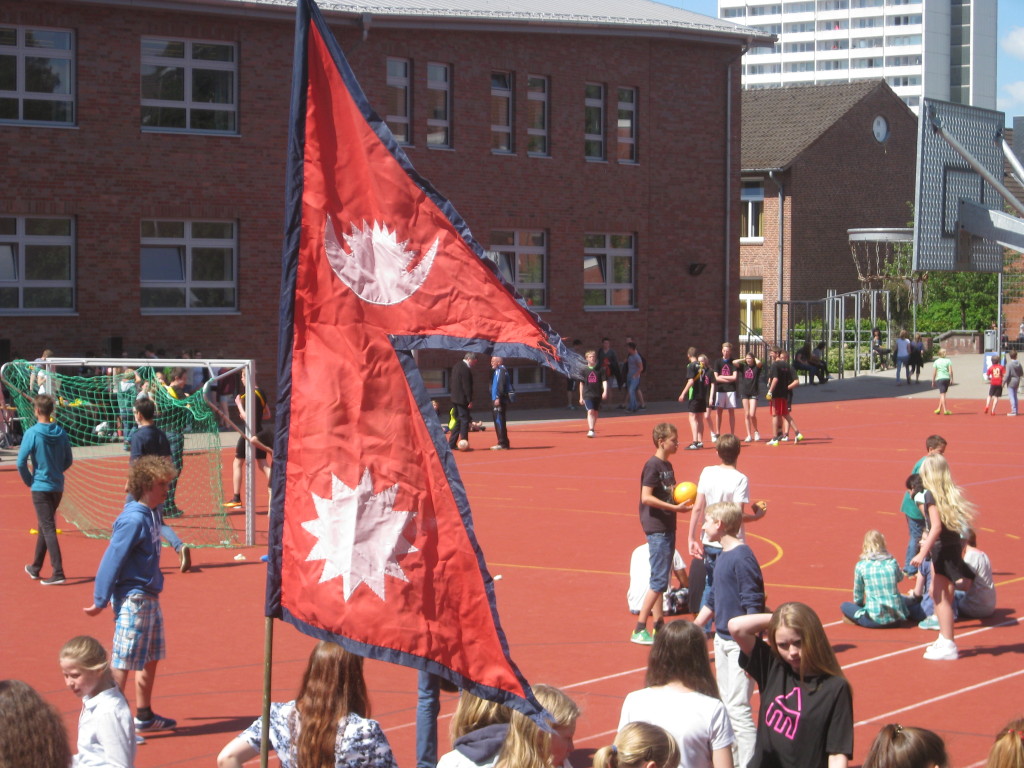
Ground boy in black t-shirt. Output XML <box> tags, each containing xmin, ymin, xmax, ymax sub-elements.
<box><xmin>678</xmin><ymin>347</ymin><xmax>709</xmax><ymax>450</ymax></box>
<box><xmin>580</xmin><ymin>349</ymin><xmax>608</xmax><ymax>438</ymax></box>
<box><xmin>766</xmin><ymin>348</ymin><xmax>802</xmax><ymax>446</ymax></box>
<box><xmin>632</xmin><ymin>422</ymin><xmax>693</xmax><ymax>645</ymax></box>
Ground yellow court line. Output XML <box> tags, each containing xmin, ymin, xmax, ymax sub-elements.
<box><xmin>765</xmin><ymin>582</ymin><xmax>848</xmax><ymax>594</ymax></box>
<box><xmin>490</xmin><ymin>561</ymin><xmax>626</xmax><ymax>577</ymax></box>
<box><xmin>746</xmin><ymin>531</ymin><xmax>784</xmax><ymax>569</ymax></box>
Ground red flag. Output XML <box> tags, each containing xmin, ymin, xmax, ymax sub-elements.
<box><xmin>267</xmin><ymin>0</ymin><xmax>581</xmax><ymax>717</ymax></box>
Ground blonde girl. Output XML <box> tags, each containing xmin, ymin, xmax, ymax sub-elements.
<box><xmin>839</xmin><ymin>530</ymin><xmax>909</xmax><ymax>628</ymax></box>
<box><xmin>495</xmin><ymin>684</ymin><xmax>579</xmax><ymax>768</ymax></box>
<box><xmin>619</xmin><ymin>621</ymin><xmax>734</xmax><ymax>768</ymax></box>
<box><xmin>594</xmin><ymin>722</ymin><xmax>680</xmax><ymax>768</ymax></box>
<box><xmin>730</xmin><ymin>603</ymin><xmax>853</xmax><ymax>768</ymax></box>
<box><xmin>438</xmin><ymin>692</ymin><xmax>513</xmax><ymax>768</ymax></box>
<box><xmin>59</xmin><ymin>635</ymin><xmax>135</xmax><ymax>768</ymax></box>
<box><xmin>910</xmin><ymin>455</ymin><xmax>976</xmax><ymax>660</ymax></box>
<box><xmin>986</xmin><ymin>717</ymin><xmax>1024</xmax><ymax>768</ymax></box>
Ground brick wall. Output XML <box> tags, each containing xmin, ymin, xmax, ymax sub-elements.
<box><xmin>1</xmin><ymin>2</ymin><xmax>745</xmax><ymax>407</ymax></box>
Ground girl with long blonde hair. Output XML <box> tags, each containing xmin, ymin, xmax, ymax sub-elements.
<box><xmin>594</xmin><ymin>722</ymin><xmax>680</xmax><ymax>768</ymax></box>
<box><xmin>910</xmin><ymin>455</ymin><xmax>976</xmax><ymax>660</ymax></box>
<box><xmin>495</xmin><ymin>685</ymin><xmax>579</xmax><ymax>768</ymax></box>
<box><xmin>840</xmin><ymin>530</ymin><xmax>909</xmax><ymax>628</ymax></box>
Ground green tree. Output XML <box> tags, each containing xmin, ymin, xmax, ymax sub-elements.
<box><xmin>918</xmin><ymin>270</ymin><xmax>997</xmax><ymax>331</ymax></box>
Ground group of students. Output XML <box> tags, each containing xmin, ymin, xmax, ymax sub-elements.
<box><xmin>839</xmin><ymin>434</ymin><xmax>995</xmax><ymax>660</ymax></box>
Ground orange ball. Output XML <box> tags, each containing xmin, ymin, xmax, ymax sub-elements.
<box><xmin>673</xmin><ymin>481</ymin><xmax>697</xmax><ymax>505</ymax></box>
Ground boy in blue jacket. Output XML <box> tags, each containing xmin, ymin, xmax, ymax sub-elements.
<box><xmin>85</xmin><ymin>455</ymin><xmax>179</xmax><ymax>733</ymax></box>
<box><xmin>18</xmin><ymin>394</ymin><xmax>73</xmax><ymax>585</ymax></box>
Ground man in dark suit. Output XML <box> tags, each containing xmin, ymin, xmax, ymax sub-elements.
<box><xmin>448</xmin><ymin>353</ymin><xmax>477</xmax><ymax>450</ymax></box>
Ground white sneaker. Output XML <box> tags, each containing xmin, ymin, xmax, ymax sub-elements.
<box><xmin>711</xmin><ymin>432</ymin><xmax>718</xmax><ymax>443</ymax></box>
<box><xmin>743</xmin><ymin>436</ymin><xmax>752</xmax><ymax>443</ymax></box>
<box><xmin>754</xmin><ymin>432</ymin><xmax>761</xmax><ymax>441</ymax></box>
<box><xmin>587</xmin><ymin>430</ymin><xmax>595</xmax><ymax>438</ymax></box>
<box><xmin>923</xmin><ymin>637</ymin><xmax>958</xmax><ymax>660</ymax></box>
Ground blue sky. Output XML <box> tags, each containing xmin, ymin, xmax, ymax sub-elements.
<box><xmin>661</xmin><ymin>1</ymin><xmax>1024</xmax><ymax>121</ymax></box>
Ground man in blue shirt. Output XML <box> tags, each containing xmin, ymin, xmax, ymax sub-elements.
<box><xmin>19</xmin><ymin>394</ymin><xmax>73</xmax><ymax>586</ymax></box>
<box><xmin>85</xmin><ymin>455</ymin><xmax>179</xmax><ymax>733</ymax></box>
<box><xmin>489</xmin><ymin>355</ymin><xmax>513</xmax><ymax>450</ymax></box>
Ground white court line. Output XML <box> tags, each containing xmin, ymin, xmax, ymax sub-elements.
<box><xmin>853</xmin><ymin>668</ymin><xmax>1024</xmax><ymax>727</ymax></box>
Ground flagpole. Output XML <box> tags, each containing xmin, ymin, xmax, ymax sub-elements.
<box><xmin>260</xmin><ymin>616</ymin><xmax>274</xmax><ymax>768</ymax></box>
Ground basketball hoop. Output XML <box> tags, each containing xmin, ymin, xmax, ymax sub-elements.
<box><xmin>848</xmin><ymin>228</ymin><xmax>914</xmax><ymax>290</ymax></box>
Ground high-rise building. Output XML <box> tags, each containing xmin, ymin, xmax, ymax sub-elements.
<box><xmin>720</xmin><ymin>0</ymin><xmax>997</xmax><ymax>111</ymax></box>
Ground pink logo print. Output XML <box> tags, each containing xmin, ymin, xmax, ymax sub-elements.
<box><xmin>763</xmin><ymin>687</ymin><xmax>802</xmax><ymax>740</ymax></box>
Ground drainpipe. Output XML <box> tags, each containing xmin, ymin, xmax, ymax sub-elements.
<box><xmin>768</xmin><ymin>169</ymin><xmax>784</xmax><ymax>345</ymax></box>
<box><xmin>724</xmin><ymin>46</ymin><xmax>748</xmax><ymax>342</ymax></box>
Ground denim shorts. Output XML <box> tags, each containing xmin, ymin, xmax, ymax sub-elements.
<box><xmin>646</xmin><ymin>532</ymin><xmax>673</xmax><ymax>593</ymax></box>
<box><xmin>112</xmin><ymin>593</ymin><xmax>165</xmax><ymax>671</ymax></box>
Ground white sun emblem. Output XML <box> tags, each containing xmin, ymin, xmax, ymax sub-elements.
<box><xmin>324</xmin><ymin>215</ymin><xmax>439</xmax><ymax>305</ymax></box>
<box><xmin>304</xmin><ymin>468</ymin><xmax>417</xmax><ymax>601</ymax></box>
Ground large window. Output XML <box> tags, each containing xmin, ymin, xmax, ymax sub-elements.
<box><xmin>141</xmin><ymin>38</ymin><xmax>237</xmax><ymax>133</ymax></box>
<box><xmin>0</xmin><ymin>216</ymin><xmax>74</xmax><ymax>313</ymax></box>
<box><xmin>617</xmin><ymin>87</ymin><xmax>637</xmax><ymax>163</ymax></box>
<box><xmin>527</xmin><ymin>75</ymin><xmax>549</xmax><ymax>156</ymax></box>
<box><xmin>0</xmin><ymin>26</ymin><xmax>75</xmax><ymax>125</ymax></box>
<box><xmin>741</xmin><ymin>180</ymin><xmax>765</xmax><ymax>242</ymax></box>
<box><xmin>584</xmin><ymin>83</ymin><xmax>605</xmax><ymax>160</ymax></box>
<box><xmin>583</xmin><ymin>233</ymin><xmax>635</xmax><ymax>309</ymax></box>
<box><xmin>739</xmin><ymin>278</ymin><xmax>764</xmax><ymax>339</ymax></box>
<box><xmin>427</xmin><ymin>62</ymin><xmax>451</xmax><ymax>148</ymax></box>
<box><xmin>386</xmin><ymin>57</ymin><xmax>411</xmax><ymax>144</ymax></box>
<box><xmin>488</xmin><ymin>231</ymin><xmax>546</xmax><ymax>308</ymax></box>
<box><xmin>140</xmin><ymin>220</ymin><xmax>237</xmax><ymax>312</ymax></box>
<box><xmin>491</xmin><ymin>71</ymin><xmax>513</xmax><ymax>153</ymax></box>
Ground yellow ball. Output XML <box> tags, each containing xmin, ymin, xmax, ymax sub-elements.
<box><xmin>673</xmin><ymin>481</ymin><xmax>697</xmax><ymax>505</ymax></box>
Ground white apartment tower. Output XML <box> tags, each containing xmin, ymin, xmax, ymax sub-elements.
<box><xmin>721</xmin><ymin>0</ymin><xmax>997</xmax><ymax>111</ymax></box>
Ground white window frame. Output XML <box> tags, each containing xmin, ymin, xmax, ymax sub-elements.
<box><xmin>741</xmin><ymin>180</ymin><xmax>765</xmax><ymax>243</ymax></box>
<box><xmin>739</xmin><ymin>278</ymin><xmax>764</xmax><ymax>341</ymax></box>
<box><xmin>510</xmin><ymin>365</ymin><xmax>548</xmax><ymax>392</ymax></box>
<box><xmin>0</xmin><ymin>25</ymin><xmax>75</xmax><ymax>125</ymax></box>
<box><xmin>584</xmin><ymin>82</ymin><xmax>605</xmax><ymax>161</ymax></box>
<box><xmin>427</xmin><ymin>62</ymin><xmax>451</xmax><ymax>148</ymax></box>
<box><xmin>0</xmin><ymin>215</ymin><xmax>75</xmax><ymax>315</ymax></box>
<box><xmin>616</xmin><ymin>86</ymin><xmax>637</xmax><ymax>164</ymax></box>
<box><xmin>140</xmin><ymin>38</ymin><xmax>238</xmax><ymax>134</ymax></box>
<box><xmin>386</xmin><ymin>57</ymin><xmax>411</xmax><ymax>145</ymax></box>
<box><xmin>486</xmin><ymin>230</ymin><xmax>547</xmax><ymax>309</ymax></box>
<box><xmin>140</xmin><ymin>219</ymin><xmax>238</xmax><ymax>314</ymax></box>
<box><xmin>490</xmin><ymin>71</ymin><xmax>513</xmax><ymax>153</ymax></box>
<box><xmin>583</xmin><ymin>233</ymin><xmax>636</xmax><ymax>309</ymax></box>
<box><xmin>527</xmin><ymin>75</ymin><xmax>549</xmax><ymax>156</ymax></box>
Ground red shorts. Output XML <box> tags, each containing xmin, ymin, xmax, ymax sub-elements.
<box><xmin>770</xmin><ymin>397</ymin><xmax>790</xmax><ymax>416</ymax></box>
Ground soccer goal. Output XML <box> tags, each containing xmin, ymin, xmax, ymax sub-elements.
<box><xmin>1</xmin><ymin>357</ymin><xmax>264</xmax><ymax>548</ymax></box>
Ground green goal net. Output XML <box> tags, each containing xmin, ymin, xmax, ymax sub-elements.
<box><xmin>2</xmin><ymin>359</ymin><xmax>238</xmax><ymax>548</ymax></box>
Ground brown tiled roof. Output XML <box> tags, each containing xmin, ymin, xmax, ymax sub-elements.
<box><xmin>741</xmin><ymin>80</ymin><xmax>891</xmax><ymax>170</ymax></box>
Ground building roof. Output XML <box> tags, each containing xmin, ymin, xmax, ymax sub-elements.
<box><xmin>742</xmin><ymin>80</ymin><xmax>899</xmax><ymax>170</ymax></box>
<box><xmin>146</xmin><ymin>0</ymin><xmax>771</xmax><ymax>43</ymax></box>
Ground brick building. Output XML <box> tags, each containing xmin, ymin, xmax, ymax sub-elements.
<box><xmin>737</xmin><ymin>80</ymin><xmax>917</xmax><ymax>345</ymax></box>
<box><xmin>1</xmin><ymin>0</ymin><xmax>768</xmax><ymax>405</ymax></box>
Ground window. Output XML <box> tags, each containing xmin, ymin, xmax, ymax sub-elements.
<box><xmin>141</xmin><ymin>38</ymin><xmax>237</xmax><ymax>133</ymax></box>
<box><xmin>888</xmin><ymin>14</ymin><xmax>922</xmax><ymax>25</ymax></box>
<box><xmin>785</xmin><ymin>21</ymin><xmax>816</xmax><ymax>33</ymax></box>
<box><xmin>817</xmin><ymin>19</ymin><xmax>848</xmax><ymax>31</ymax></box>
<box><xmin>887</xmin><ymin>75</ymin><xmax>921</xmax><ymax>87</ymax></box>
<box><xmin>785</xmin><ymin>1</ymin><xmax>816</xmax><ymax>11</ymax></box>
<box><xmin>386</xmin><ymin>57</ymin><xmax>411</xmax><ymax>144</ymax></box>
<box><xmin>740</xmin><ymin>181</ymin><xmax>764</xmax><ymax>241</ymax></box>
<box><xmin>140</xmin><ymin>220</ymin><xmax>237</xmax><ymax>312</ymax></box>
<box><xmin>851</xmin><ymin>57</ymin><xmax>883</xmax><ymax>68</ymax></box>
<box><xmin>617</xmin><ymin>87</ymin><xmax>637</xmax><ymax>163</ymax></box>
<box><xmin>749</xmin><ymin>4</ymin><xmax>782</xmax><ymax>15</ymax></box>
<box><xmin>488</xmin><ymin>231</ymin><xmax>546</xmax><ymax>308</ymax></box>
<box><xmin>853</xmin><ymin>37</ymin><xmax>883</xmax><ymax>49</ymax></box>
<box><xmin>784</xmin><ymin>61</ymin><xmax>815</xmax><ymax>73</ymax></box>
<box><xmin>491</xmin><ymin>71</ymin><xmax>513</xmax><ymax>153</ymax></box>
<box><xmin>851</xmin><ymin>0</ymin><xmax>883</xmax><ymax>7</ymax></box>
<box><xmin>0</xmin><ymin>216</ymin><xmax>74</xmax><ymax>312</ymax></box>
<box><xmin>426</xmin><ymin>62</ymin><xmax>451</xmax><ymax>148</ymax></box>
<box><xmin>0</xmin><ymin>26</ymin><xmax>75</xmax><ymax>124</ymax></box>
<box><xmin>747</xmin><ymin>63</ymin><xmax>782</xmax><ymax>75</ymax></box>
<box><xmin>887</xmin><ymin>35</ymin><xmax>922</xmax><ymax>46</ymax></box>
<box><xmin>754</xmin><ymin>24</ymin><xmax>782</xmax><ymax>35</ymax></box>
<box><xmin>817</xmin><ymin>0</ymin><xmax>848</xmax><ymax>9</ymax></box>
<box><xmin>510</xmin><ymin>365</ymin><xmax>547</xmax><ymax>392</ymax></box>
<box><xmin>583</xmin><ymin>233</ymin><xmax>635</xmax><ymax>308</ymax></box>
<box><xmin>885</xmin><ymin>55</ymin><xmax>921</xmax><ymax>67</ymax></box>
<box><xmin>784</xmin><ymin>42</ymin><xmax>816</xmax><ymax>53</ymax></box>
<box><xmin>584</xmin><ymin>83</ymin><xmax>604</xmax><ymax>160</ymax></box>
<box><xmin>527</xmin><ymin>75</ymin><xmax>549</xmax><ymax>156</ymax></box>
<box><xmin>739</xmin><ymin>278</ymin><xmax>764</xmax><ymax>338</ymax></box>
<box><xmin>818</xmin><ymin>59</ymin><xmax>848</xmax><ymax>71</ymax></box>
<box><xmin>818</xmin><ymin>39</ymin><xmax>850</xmax><ymax>51</ymax></box>
<box><xmin>723</xmin><ymin>7</ymin><xmax>747</xmax><ymax>17</ymax></box>
<box><xmin>853</xmin><ymin>17</ymin><xmax>882</xmax><ymax>28</ymax></box>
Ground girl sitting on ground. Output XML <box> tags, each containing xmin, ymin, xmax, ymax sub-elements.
<box><xmin>840</xmin><ymin>530</ymin><xmax>910</xmax><ymax>628</ymax></box>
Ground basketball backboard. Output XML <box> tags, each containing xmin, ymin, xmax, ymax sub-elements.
<box><xmin>913</xmin><ymin>98</ymin><xmax>1005</xmax><ymax>272</ymax></box>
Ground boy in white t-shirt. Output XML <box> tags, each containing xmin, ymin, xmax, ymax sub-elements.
<box><xmin>687</xmin><ymin>434</ymin><xmax>767</xmax><ymax>616</ymax></box>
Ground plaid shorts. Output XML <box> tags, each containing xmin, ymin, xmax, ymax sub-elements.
<box><xmin>112</xmin><ymin>593</ymin><xmax>165</xmax><ymax>671</ymax></box>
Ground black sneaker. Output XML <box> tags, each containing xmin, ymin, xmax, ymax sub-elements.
<box><xmin>25</xmin><ymin>564</ymin><xmax>41</xmax><ymax>580</ymax></box>
<box><xmin>40</xmin><ymin>574</ymin><xmax>66</xmax><ymax>586</ymax></box>
<box><xmin>135</xmin><ymin>712</ymin><xmax>177</xmax><ymax>731</ymax></box>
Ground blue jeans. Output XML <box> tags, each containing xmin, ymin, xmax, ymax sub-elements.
<box><xmin>903</xmin><ymin>515</ymin><xmax>925</xmax><ymax>575</ymax></box>
<box><xmin>699</xmin><ymin>546</ymin><xmax>722</xmax><ymax>610</ymax></box>
<box><xmin>646</xmin><ymin>532</ymin><xmax>673</xmax><ymax>593</ymax></box>
<box><xmin>895</xmin><ymin>355</ymin><xmax>910</xmax><ymax>381</ymax></box>
<box><xmin>1009</xmin><ymin>384</ymin><xmax>1019</xmax><ymax>415</ymax></box>
<box><xmin>627</xmin><ymin>377</ymin><xmax>640</xmax><ymax>411</ymax></box>
<box><xmin>416</xmin><ymin>671</ymin><xmax>441</xmax><ymax>768</ymax></box>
